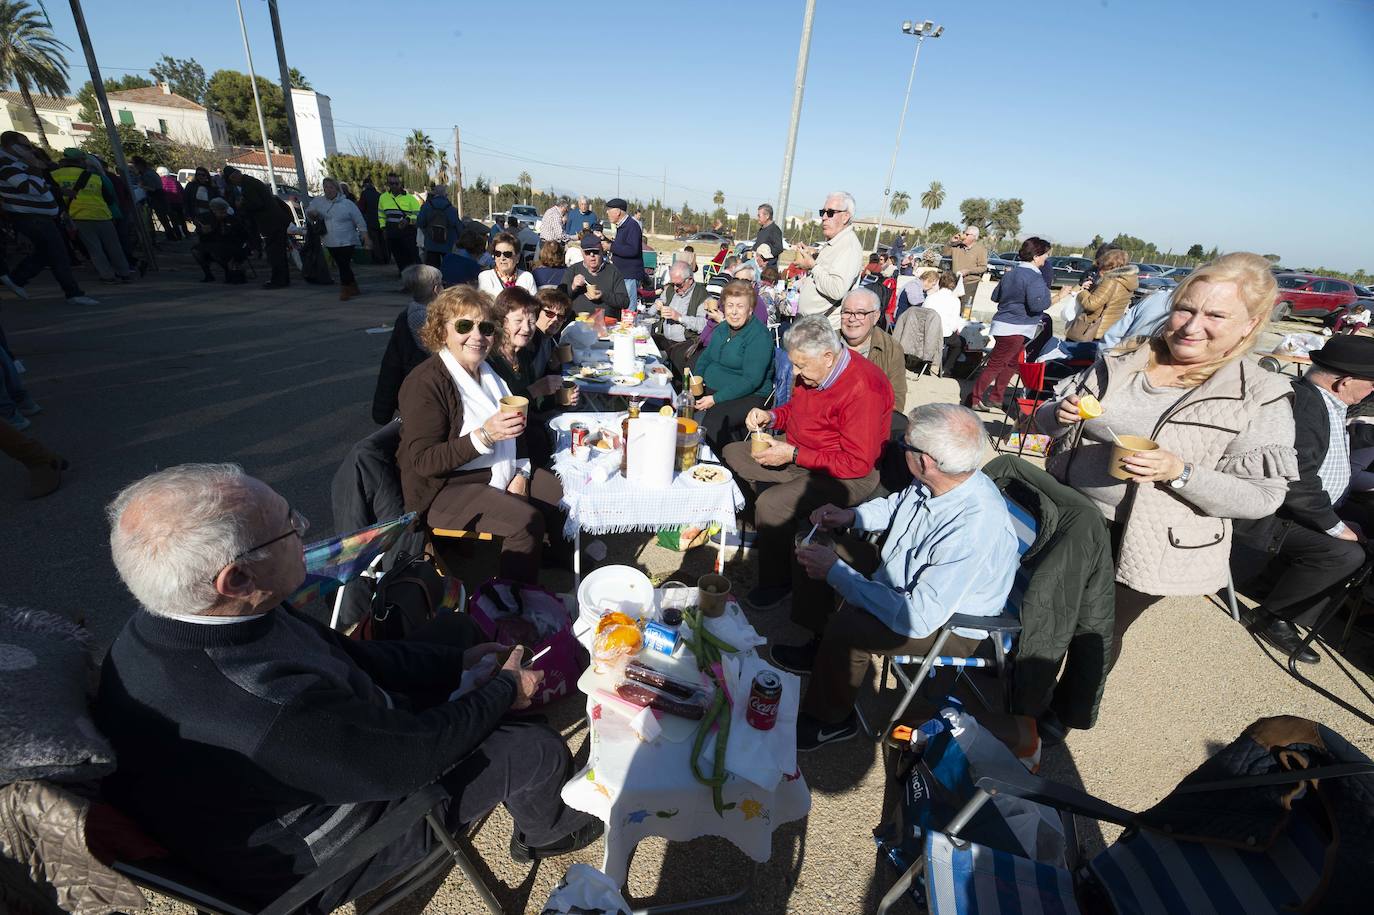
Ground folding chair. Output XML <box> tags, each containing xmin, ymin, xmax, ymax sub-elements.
<box><xmin>994</xmin><ymin>356</ymin><xmax>1050</xmax><ymax>456</ymax></box>
<box><xmin>762</xmin><ymin>347</ymin><xmax>794</xmax><ymax>409</ymax></box>
<box><xmin>114</xmin><ymin>784</ymin><xmax>504</xmax><ymax>915</ymax></box>
<box><xmin>284</xmin><ymin>514</ymin><xmax>419</xmax><ymax>631</ymax></box>
<box><xmin>856</xmin><ymin>494</ymin><xmax>1038</xmax><ymax>740</ymax></box>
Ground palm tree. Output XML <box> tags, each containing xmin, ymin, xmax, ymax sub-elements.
<box><xmin>0</xmin><ymin>1</ymin><xmax>71</xmax><ymax>149</ymax></box>
<box><xmin>403</xmin><ymin>129</ymin><xmax>436</xmax><ymax>179</ymax></box>
<box><xmin>712</xmin><ymin>189</ymin><xmax>725</xmax><ymax>207</ymax></box>
<box><xmin>435</xmin><ymin>150</ymin><xmax>449</xmax><ymax>186</ymax></box>
<box><xmin>517</xmin><ymin>171</ymin><xmax>532</xmax><ymax>203</ymax></box>
<box><xmin>919</xmin><ymin>180</ymin><xmax>945</xmax><ymax>232</ymax></box>
<box><xmin>889</xmin><ymin>190</ymin><xmax>910</xmax><ymax>220</ymax></box>
<box><xmin>287</xmin><ymin>67</ymin><xmax>311</xmax><ymax>90</ymax></box>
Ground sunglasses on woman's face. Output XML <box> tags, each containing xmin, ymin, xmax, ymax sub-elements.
<box><xmin>494</xmin><ymin>249</ymin><xmax>516</xmax><ymax>259</ymax></box>
<box><xmin>454</xmin><ymin>319</ymin><xmax>497</xmax><ymax>336</ymax></box>
<box><xmin>541</xmin><ymin>308</ymin><xmax>565</xmax><ymax>319</ymax></box>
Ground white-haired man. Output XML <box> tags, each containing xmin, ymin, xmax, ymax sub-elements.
<box><xmin>773</xmin><ymin>404</ymin><xmax>1019</xmax><ymax>750</ymax></box>
<box><xmin>793</xmin><ymin>191</ymin><xmax>864</xmax><ymax>328</ymax></box>
<box><xmin>656</xmin><ymin>259</ymin><xmax>711</xmax><ymax>345</ymax></box>
<box><xmin>944</xmin><ymin>225</ymin><xmax>989</xmax><ymax>316</ymax></box>
<box><xmin>96</xmin><ymin>464</ymin><xmax>599</xmax><ymax>910</ymax></box>
<box><xmin>724</xmin><ymin>316</ymin><xmax>893</xmax><ymax>610</ymax></box>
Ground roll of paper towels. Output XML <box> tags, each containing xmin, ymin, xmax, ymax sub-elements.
<box><xmin>612</xmin><ymin>332</ymin><xmax>637</xmax><ymax>375</ymax></box>
<box><xmin>626</xmin><ymin>415</ymin><xmax>675</xmax><ymax>489</ymax></box>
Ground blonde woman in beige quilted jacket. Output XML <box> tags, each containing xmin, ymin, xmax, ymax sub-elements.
<box><xmin>1034</xmin><ymin>253</ymin><xmax>1298</xmax><ymax>665</ymax></box>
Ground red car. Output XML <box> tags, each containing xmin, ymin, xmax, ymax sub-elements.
<box><xmin>1273</xmin><ymin>273</ymin><xmax>1359</xmax><ymax>321</ymax></box>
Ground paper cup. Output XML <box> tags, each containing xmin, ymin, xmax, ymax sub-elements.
<box><xmin>557</xmin><ymin>380</ymin><xmax>576</xmax><ymax>406</ymax></box>
<box><xmin>690</xmin><ymin>375</ymin><xmax>704</xmax><ymax>396</ymax></box>
<box><xmin>795</xmin><ymin>529</ymin><xmax>834</xmax><ymax>551</ymax></box>
<box><xmin>1109</xmin><ymin>435</ymin><xmax>1159</xmax><ymax>481</ymax></box>
<box><xmin>698</xmin><ymin>574</ymin><xmax>731</xmax><ymax>618</ymax></box>
<box><xmin>750</xmin><ymin>431</ymin><xmax>772</xmax><ymax>455</ymax></box>
<box><xmin>556</xmin><ymin>342</ymin><xmax>574</xmax><ymax>364</ymax></box>
<box><xmin>499</xmin><ymin>395</ymin><xmax>529</xmax><ymax>416</ymax></box>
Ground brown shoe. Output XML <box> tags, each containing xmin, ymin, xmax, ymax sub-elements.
<box><xmin>339</xmin><ymin>283</ymin><xmax>360</xmax><ymax>301</ymax></box>
<box><xmin>26</xmin><ymin>458</ymin><xmax>68</xmax><ymax>499</ymax></box>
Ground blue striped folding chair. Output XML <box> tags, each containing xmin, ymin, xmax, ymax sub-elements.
<box><xmin>858</xmin><ymin>494</ymin><xmax>1039</xmax><ymax>740</ymax></box>
<box><xmin>283</xmin><ymin>512</ymin><xmax>419</xmax><ymax>629</ymax></box>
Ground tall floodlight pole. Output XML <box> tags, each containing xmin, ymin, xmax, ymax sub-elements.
<box><xmin>267</xmin><ymin>0</ymin><xmax>310</xmax><ymax>197</ymax></box>
<box><xmin>872</xmin><ymin>19</ymin><xmax>943</xmax><ymax>252</ymax></box>
<box><xmin>67</xmin><ymin>0</ymin><xmax>158</xmax><ymax>270</ymax></box>
<box><xmin>235</xmin><ymin>0</ymin><xmax>277</xmax><ymax>195</ymax></box>
<box><xmin>775</xmin><ymin>0</ymin><xmax>816</xmax><ymax>234</ymax></box>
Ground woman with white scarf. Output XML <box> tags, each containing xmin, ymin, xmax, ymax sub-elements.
<box><xmin>397</xmin><ymin>286</ymin><xmax>567</xmax><ymax>582</ymax></box>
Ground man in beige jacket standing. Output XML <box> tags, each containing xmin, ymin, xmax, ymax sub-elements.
<box><xmin>944</xmin><ymin>225</ymin><xmax>988</xmax><ymax>318</ymax></box>
<box><xmin>794</xmin><ymin>191</ymin><xmax>864</xmax><ymax>328</ymax></box>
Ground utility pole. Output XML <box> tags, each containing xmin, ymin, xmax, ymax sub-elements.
<box><xmin>616</xmin><ymin>165</ymin><xmax>621</xmax><ymax>198</ymax></box>
<box><xmin>452</xmin><ymin>125</ymin><xmax>464</xmax><ymax>219</ymax></box>
<box><xmin>267</xmin><ymin>0</ymin><xmax>310</xmax><ymax>198</ymax></box>
<box><xmin>234</xmin><ymin>0</ymin><xmax>277</xmax><ymax>196</ymax></box>
<box><xmin>873</xmin><ymin>19</ymin><xmax>944</xmax><ymax>252</ymax></box>
<box><xmin>66</xmin><ymin>0</ymin><xmax>157</xmax><ymax>271</ymax></box>
<box><xmin>776</xmin><ymin>0</ymin><xmax>816</xmax><ymax>234</ymax></box>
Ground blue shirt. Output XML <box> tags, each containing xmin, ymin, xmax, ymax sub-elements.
<box><xmin>827</xmin><ymin>471</ymin><xmax>1018</xmax><ymax>639</ymax></box>
<box><xmin>1101</xmin><ymin>289</ymin><xmax>1173</xmax><ymax>348</ymax></box>
<box><xmin>566</xmin><ymin>209</ymin><xmax>597</xmax><ymax>236</ymax></box>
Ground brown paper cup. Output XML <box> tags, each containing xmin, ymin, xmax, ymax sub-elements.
<box><xmin>557</xmin><ymin>343</ymin><xmax>574</xmax><ymax>364</ymax></box>
<box><xmin>1109</xmin><ymin>435</ymin><xmax>1159</xmax><ymax>481</ymax></box>
<box><xmin>690</xmin><ymin>375</ymin><xmax>704</xmax><ymax>396</ymax></box>
<box><xmin>557</xmin><ymin>381</ymin><xmax>576</xmax><ymax>406</ymax></box>
<box><xmin>499</xmin><ymin>395</ymin><xmax>529</xmax><ymax>416</ymax></box>
<box><xmin>698</xmin><ymin>574</ymin><xmax>731</xmax><ymax>618</ymax></box>
<box><xmin>750</xmin><ymin>431</ymin><xmax>772</xmax><ymax>455</ymax></box>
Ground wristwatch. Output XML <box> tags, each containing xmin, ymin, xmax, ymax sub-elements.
<box><xmin>1169</xmin><ymin>463</ymin><xmax>1193</xmax><ymax>489</ymax></box>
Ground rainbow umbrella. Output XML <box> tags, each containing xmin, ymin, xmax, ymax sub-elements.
<box><xmin>286</xmin><ymin>512</ymin><xmax>418</xmax><ymax>611</ymax></box>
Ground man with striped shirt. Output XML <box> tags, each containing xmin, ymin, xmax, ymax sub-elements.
<box><xmin>0</xmin><ymin>132</ymin><xmax>98</xmax><ymax>306</ymax></box>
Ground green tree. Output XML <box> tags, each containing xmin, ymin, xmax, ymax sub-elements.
<box><xmin>0</xmin><ymin>0</ymin><xmax>71</xmax><ymax>148</ymax></box>
<box><xmin>517</xmin><ymin>170</ymin><xmax>532</xmax><ymax>203</ymax></box>
<box><xmin>323</xmin><ymin>153</ymin><xmax>399</xmax><ymax>190</ymax></box>
<box><xmin>404</xmin><ymin>129</ymin><xmax>435</xmax><ymax>179</ymax></box>
<box><xmin>1186</xmin><ymin>243</ymin><xmax>1205</xmax><ymax>259</ymax></box>
<box><xmin>927</xmin><ymin>220</ymin><xmax>959</xmax><ymax>242</ymax></box>
<box><xmin>435</xmin><ymin>150</ymin><xmax>449</xmax><ymax>186</ymax></box>
<box><xmin>889</xmin><ymin>190</ymin><xmax>910</xmax><ymax>219</ymax></box>
<box><xmin>80</xmin><ymin>122</ymin><xmax>161</xmax><ymax>167</ymax></box>
<box><xmin>712</xmin><ymin>189</ymin><xmax>725</xmax><ymax>207</ymax></box>
<box><xmin>989</xmin><ymin>198</ymin><xmax>1024</xmax><ymax>240</ymax></box>
<box><xmin>76</xmin><ymin>73</ymin><xmax>153</xmax><ymax>125</ymax></box>
<box><xmin>918</xmin><ymin>180</ymin><xmax>945</xmax><ymax>231</ymax></box>
<box><xmin>148</xmin><ymin>55</ymin><xmax>207</xmax><ymax>103</ymax></box>
<box><xmin>1088</xmin><ymin>234</ymin><xmax>1104</xmax><ymax>250</ymax></box>
<box><xmin>206</xmin><ymin>69</ymin><xmax>289</xmax><ymax>147</ymax></box>
<box><xmin>288</xmin><ymin>67</ymin><xmax>311</xmax><ymax>90</ymax></box>
<box><xmin>957</xmin><ymin>197</ymin><xmax>991</xmax><ymax>234</ymax></box>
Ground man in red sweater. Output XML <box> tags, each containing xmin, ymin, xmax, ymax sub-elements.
<box><xmin>724</xmin><ymin>316</ymin><xmax>893</xmax><ymax>609</ymax></box>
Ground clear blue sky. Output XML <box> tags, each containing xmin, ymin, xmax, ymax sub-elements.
<box><xmin>43</xmin><ymin>0</ymin><xmax>1374</xmax><ymax>270</ymax></box>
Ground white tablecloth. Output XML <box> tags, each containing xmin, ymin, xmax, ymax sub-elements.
<box><xmin>550</xmin><ymin>412</ymin><xmax>744</xmax><ymax>539</ymax></box>
<box><xmin>562</xmin><ymin>587</ymin><xmax>811</xmax><ymax>885</ymax></box>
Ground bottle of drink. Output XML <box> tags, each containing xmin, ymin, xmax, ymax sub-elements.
<box><xmin>676</xmin><ymin>387</ymin><xmax>695</xmax><ymax>422</ymax></box>
<box><xmin>621</xmin><ymin>399</ymin><xmax>642</xmax><ymax>476</ymax></box>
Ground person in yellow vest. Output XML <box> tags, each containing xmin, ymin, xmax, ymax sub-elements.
<box><xmin>52</xmin><ymin>149</ymin><xmax>134</xmax><ymax>284</ymax></box>
<box><xmin>378</xmin><ymin>173</ymin><xmax>421</xmax><ymax>275</ymax></box>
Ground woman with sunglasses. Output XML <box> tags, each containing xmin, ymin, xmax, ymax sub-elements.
<box><xmin>398</xmin><ymin>286</ymin><xmax>568</xmax><ymax>582</ymax></box>
<box><xmin>478</xmin><ymin>232</ymin><xmax>537</xmax><ymax>297</ymax></box>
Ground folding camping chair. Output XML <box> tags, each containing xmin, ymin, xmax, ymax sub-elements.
<box><xmin>762</xmin><ymin>347</ymin><xmax>794</xmax><ymax>409</ymax></box>
<box><xmin>994</xmin><ymin>356</ymin><xmax>1050</xmax><ymax>456</ymax></box>
<box><xmin>285</xmin><ymin>513</ymin><xmax>420</xmax><ymax>631</ymax></box>
<box><xmin>856</xmin><ymin>494</ymin><xmax>1038</xmax><ymax>740</ymax></box>
<box><xmin>114</xmin><ymin>783</ymin><xmax>504</xmax><ymax>915</ymax></box>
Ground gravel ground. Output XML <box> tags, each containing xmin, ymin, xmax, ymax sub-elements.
<box><xmin>3</xmin><ymin>250</ymin><xmax>1369</xmax><ymax>914</ymax></box>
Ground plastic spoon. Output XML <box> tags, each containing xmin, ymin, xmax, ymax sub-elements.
<box><xmin>800</xmin><ymin>522</ymin><xmax>820</xmax><ymax>547</ymax></box>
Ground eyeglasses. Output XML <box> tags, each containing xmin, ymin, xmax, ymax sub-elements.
<box><xmin>493</xmin><ymin>250</ymin><xmax>516</xmax><ymax>259</ymax></box>
<box><xmin>541</xmin><ymin>308</ymin><xmax>566</xmax><ymax>320</ymax></box>
<box><xmin>210</xmin><ymin>506</ymin><xmax>309</xmax><ymax>583</ymax></box>
<box><xmin>454</xmin><ymin>319</ymin><xmax>497</xmax><ymax>336</ymax></box>
<box><xmin>897</xmin><ymin>442</ymin><xmax>924</xmax><ymax>456</ymax></box>
<box><xmin>818</xmin><ymin>208</ymin><xmax>844</xmax><ymax>218</ymax></box>
<box><xmin>841</xmin><ymin>309</ymin><xmax>877</xmax><ymax>320</ymax></box>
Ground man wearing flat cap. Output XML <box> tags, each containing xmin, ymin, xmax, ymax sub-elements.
<box><xmin>604</xmin><ymin>197</ymin><xmax>643</xmax><ymax>306</ymax></box>
<box><xmin>1234</xmin><ymin>335</ymin><xmax>1374</xmax><ymax>662</ymax></box>
<box><xmin>562</xmin><ymin>233</ymin><xmax>629</xmax><ymax>318</ymax></box>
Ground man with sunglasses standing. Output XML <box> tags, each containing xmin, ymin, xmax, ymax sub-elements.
<box><xmin>773</xmin><ymin>404</ymin><xmax>1019</xmax><ymax>750</ymax></box>
<box><xmin>793</xmin><ymin>191</ymin><xmax>864</xmax><ymax>329</ymax></box>
<box><xmin>97</xmin><ymin>463</ymin><xmax>601</xmax><ymax>908</ymax></box>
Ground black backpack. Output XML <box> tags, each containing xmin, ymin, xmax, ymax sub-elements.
<box><xmin>352</xmin><ymin>551</ymin><xmax>449</xmax><ymax>640</ymax></box>
<box><xmin>427</xmin><ymin>202</ymin><xmax>451</xmax><ymax>247</ymax></box>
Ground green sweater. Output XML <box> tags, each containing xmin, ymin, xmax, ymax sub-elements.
<box><xmin>696</xmin><ymin>316</ymin><xmax>773</xmax><ymax>403</ymax></box>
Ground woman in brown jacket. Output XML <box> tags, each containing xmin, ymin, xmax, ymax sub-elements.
<box><xmin>397</xmin><ymin>285</ymin><xmax>567</xmax><ymax>582</ymax></box>
<box><xmin>1065</xmin><ymin>248</ymin><xmax>1139</xmax><ymax>342</ymax></box>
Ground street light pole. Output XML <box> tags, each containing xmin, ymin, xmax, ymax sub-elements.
<box><xmin>267</xmin><ymin>0</ymin><xmax>310</xmax><ymax>198</ymax></box>
<box><xmin>234</xmin><ymin>0</ymin><xmax>277</xmax><ymax>196</ymax></box>
<box><xmin>776</xmin><ymin>0</ymin><xmax>817</xmax><ymax>234</ymax></box>
<box><xmin>872</xmin><ymin>19</ymin><xmax>943</xmax><ymax>253</ymax></box>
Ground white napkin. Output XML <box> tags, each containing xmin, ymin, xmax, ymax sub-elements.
<box><xmin>448</xmin><ymin>655</ymin><xmax>498</xmax><ymax>701</ymax></box>
<box><xmin>540</xmin><ymin>863</ymin><xmax>632</xmax><ymax>915</ymax></box>
<box><xmin>719</xmin><ymin>653</ymin><xmax>800</xmax><ymax>790</ymax></box>
<box><xmin>629</xmin><ymin>705</ymin><xmax>663</xmax><ymax>743</ymax></box>
<box><xmin>702</xmin><ymin>602</ymin><xmax>767</xmax><ymax>651</ymax></box>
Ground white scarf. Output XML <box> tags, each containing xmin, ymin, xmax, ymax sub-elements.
<box><xmin>438</xmin><ymin>348</ymin><xmax>520</xmax><ymax>490</ymax></box>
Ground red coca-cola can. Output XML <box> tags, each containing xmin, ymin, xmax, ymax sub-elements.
<box><xmin>746</xmin><ymin>671</ymin><xmax>782</xmax><ymax>730</ymax></box>
<box><xmin>570</xmin><ymin>422</ymin><xmax>589</xmax><ymax>457</ymax></box>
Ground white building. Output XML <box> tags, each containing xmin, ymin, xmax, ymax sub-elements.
<box><xmin>0</xmin><ymin>91</ymin><xmax>82</xmax><ymax>148</ymax></box>
<box><xmin>104</xmin><ymin>83</ymin><xmax>228</xmax><ymax>148</ymax></box>
<box><xmin>225</xmin><ymin>149</ymin><xmax>300</xmax><ymax>191</ymax></box>
<box><xmin>289</xmin><ymin>89</ymin><xmax>337</xmax><ymax>192</ymax></box>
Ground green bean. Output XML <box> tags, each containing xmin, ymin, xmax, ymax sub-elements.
<box><xmin>712</xmin><ymin>694</ymin><xmax>732</xmax><ymax>815</ymax></box>
<box><xmin>691</xmin><ymin>688</ymin><xmax>726</xmax><ymax>785</ymax></box>
<box><xmin>701</xmin><ymin>629</ymin><xmax>738</xmax><ymax>654</ymax></box>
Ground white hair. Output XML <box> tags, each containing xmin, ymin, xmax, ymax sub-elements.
<box><xmin>906</xmin><ymin>403</ymin><xmax>987</xmax><ymax>475</ymax></box>
<box><xmin>784</xmin><ymin>315</ymin><xmax>844</xmax><ymax>358</ymax></box>
<box><xmin>107</xmin><ymin>463</ymin><xmax>262</xmax><ymax>617</ymax></box>
<box><xmin>844</xmin><ymin>286</ymin><xmax>880</xmax><ymax>313</ymax></box>
<box><xmin>963</xmin><ymin>225</ymin><xmax>980</xmax><ymax>238</ymax></box>
<box><xmin>669</xmin><ymin>261</ymin><xmax>693</xmax><ymax>282</ymax></box>
<box><xmin>402</xmin><ymin>263</ymin><xmax>443</xmax><ymax>303</ymax></box>
<box><xmin>825</xmin><ymin>191</ymin><xmax>856</xmax><ymax>215</ymax></box>
<box><xmin>733</xmin><ymin>264</ymin><xmax>755</xmax><ymax>281</ymax></box>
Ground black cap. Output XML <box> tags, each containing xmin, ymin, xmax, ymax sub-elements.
<box><xmin>1310</xmin><ymin>335</ymin><xmax>1374</xmax><ymax>380</ymax></box>
<box><xmin>606</xmin><ymin>197</ymin><xmax>628</xmax><ymax>211</ymax></box>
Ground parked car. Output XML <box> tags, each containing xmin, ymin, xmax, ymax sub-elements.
<box><xmin>686</xmin><ymin>231</ymin><xmax>731</xmax><ymax>243</ymax></box>
<box><xmin>1163</xmin><ymin>266</ymin><xmax>1193</xmax><ymax>280</ymax></box>
<box><xmin>1271</xmin><ymin>273</ymin><xmax>1361</xmax><ymax>321</ymax></box>
<box><xmin>1355</xmin><ymin>284</ymin><xmax>1373</xmax><ymax>298</ymax></box>
<box><xmin>508</xmin><ymin>204</ymin><xmax>539</xmax><ymax>229</ymax></box>
<box><xmin>986</xmin><ymin>254</ymin><xmax>1017</xmax><ymax>281</ymax></box>
<box><xmin>1047</xmin><ymin>255</ymin><xmax>1093</xmax><ymax>288</ymax></box>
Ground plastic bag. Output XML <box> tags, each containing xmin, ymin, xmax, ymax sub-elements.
<box><xmin>540</xmin><ymin>863</ymin><xmax>631</xmax><ymax>915</ymax></box>
<box><xmin>1057</xmin><ymin>291</ymin><xmax>1082</xmax><ymax>323</ymax></box>
<box><xmin>469</xmin><ymin>579</ymin><xmax>583</xmax><ymax>708</ymax></box>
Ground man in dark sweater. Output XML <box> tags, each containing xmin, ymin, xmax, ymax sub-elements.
<box><xmin>753</xmin><ymin>203</ymin><xmax>784</xmax><ymax>269</ymax></box>
<box><xmin>96</xmin><ymin>463</ymin><xmax>598</xmax><ymax>910</ymax></box>
<box><xmin>604</xmin><ymin>197</ymin><xmax>643</xmax><ymax>305</ymax></box>
<box><xmin>563</xmin><ymin>233</ymin><xmax>629</xmax><ymax>318</ymax></box>
<box><xmin>224</xmin><ymin>166</ymin><xmax>290</xmax><ymax>288</ymax></box>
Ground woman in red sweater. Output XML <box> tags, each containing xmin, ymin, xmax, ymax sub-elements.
<box><xmin>723</xmin><ymin>316</ymin><xmax>894</xmax><ymax>609</ymax></box>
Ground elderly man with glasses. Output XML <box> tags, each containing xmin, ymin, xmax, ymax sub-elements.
<box><xmin>656</xmin><ymin>260</ymin><xmax>711</xmax><ymax>345</ymax></box>
<box><xmin>792</xmin><ymin>191</ymin><xmax>865</xmax><ymax>329</ymax></box>
<box><xmin>562</xmin><ymin>233</ymin><xmax>629</xmax><ymax>318</ymax></box>
<box><xmin>96</xmin><ymin>463</ymin><xmax>601</xmax><ymax>911</ymax></box>
<box><xmin>943</xmin><ymin>225</ymin><xmax>989</xmax><ymax>317</ymax></box>
<box><xmin>772</xmin><ymin>404</ymin><xmax>1020</xmax><ymax>750</ymax></box>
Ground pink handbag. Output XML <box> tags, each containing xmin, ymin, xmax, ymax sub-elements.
<box><xmin>468</xmin><ymin>578</ymin><xmax>584</xmax><ymax>709</ymax></box>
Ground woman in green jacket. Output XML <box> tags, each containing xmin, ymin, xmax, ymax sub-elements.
<box><xmin>694</xmin><ymin>280</ymin><xmax>775</xmax><ymax>449</ymax></box>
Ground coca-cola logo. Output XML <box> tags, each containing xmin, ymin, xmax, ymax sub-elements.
<box><xmin>748</xmin><ymin>695</ymin><xmax>778</xmax><ymax>714</ymax></box>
